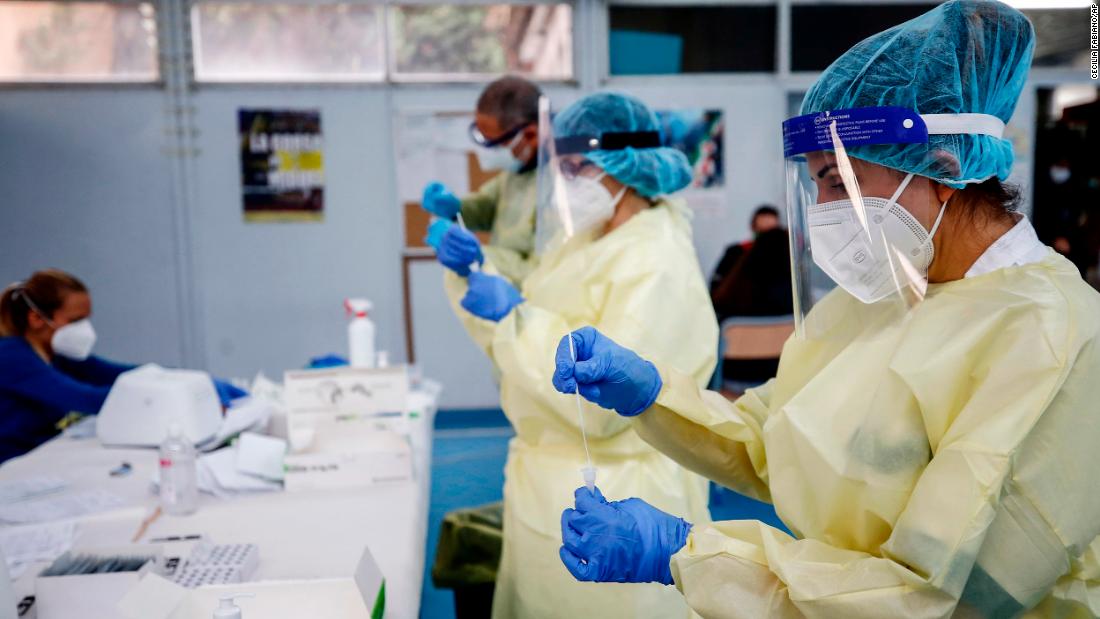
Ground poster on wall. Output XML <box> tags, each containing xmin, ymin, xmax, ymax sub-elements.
<box><xmin>239</xmin><ymin>108</ymin><xmax>324</xmax><ymax>222</ymax></box>
<box><xmin>655</xmin><ymin>109</ymin><xmax>724</xmax><ymax>189</ymax></box>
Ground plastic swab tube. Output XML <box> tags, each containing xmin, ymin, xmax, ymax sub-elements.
<box><xmin>455</xmin><ymin>213</ymin><xmax>480</xmax><ymax>273</ymax></box>
<box><xmin>568</xmin><ymin>332</ymin><xmax>596</xmax><ymax>493</ymax></box>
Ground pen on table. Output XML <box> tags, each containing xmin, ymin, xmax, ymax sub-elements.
<box><xmin>149</xmin><ymin>534</ymin><xmax>203</xmax><ymax>542</ymax></box>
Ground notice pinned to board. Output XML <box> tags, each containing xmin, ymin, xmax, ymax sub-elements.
<box><xmin>239</xmin><ymin>108</ymin><xmax>324</xmax><ymax>223</ymax></box>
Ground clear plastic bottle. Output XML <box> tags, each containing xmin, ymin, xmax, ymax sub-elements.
<box><xmin>159</xmin><ymin>423</ymin><xmax>198</xmax><ymax>516</ymax></box>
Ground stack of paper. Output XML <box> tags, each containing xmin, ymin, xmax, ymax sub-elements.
<box><xmin>0</xmin><ymin>521</ymin><xmax>78</xmax><ymax>579</ymax></box>
<box><xmin>151</xmin><ymin>446</ymin><xmax>281</xmax><ymax>499</ymax></box>
<box><xmin>198</xmin><ymin>447</ymin><xmax>281</xmax><ymax>498</ymax></box>
<box><xmin>197</xmin><ymin>399</ymin><xmax>274</xmax><ymax>453</ymax></box>
<box><xmin>0</xmin><ymin>476</ymin><xmax>68</xmax><ymax>504</ymax></box>
<box><xmin>0</xmin><ymin>489</ymin><xmax>127</xmax><ymax>525</ymax></box>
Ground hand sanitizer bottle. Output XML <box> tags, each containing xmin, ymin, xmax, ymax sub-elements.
<box><xmin>213</xmin><ymin>593</ymin><xmax>253</xmax><ymax>619</ymax></box>
<box><xmin>345</xmin><ymin>298</ymin><xmax>376</xmax><ymax>368</ymax></box>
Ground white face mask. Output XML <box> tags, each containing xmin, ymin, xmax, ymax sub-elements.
<box><xmin>50</xmin><ymin>318</ymin><xmax>97</xmax><ymax>360</ymax></box>
<box><xmin>807</xmin><ymin>173</ymin><xmax>947</xmax><ymax>304</ymax></box>
<box><xmin>475</xmin><ymin>133</ymin><xmax>526</xmax><ymax>173</ymax></box>
<box><xmin>562</xmin><ymin>172</ymin><xmax>627</xmax><ymax>236</ymax></box>
<box><xmin>1050</xmin><ymin>166</ymin><xmax>1071</xmax><ymax>184</ymax></box>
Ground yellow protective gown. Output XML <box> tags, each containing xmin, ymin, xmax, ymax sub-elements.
<box><xmin>630</xmin><ymin>251</ymin><xmax>1100</xmax><ymax>618</ymax></box>
<box><xmin>460</xmin><ymin>168</ymin><xmax>538</xmax><ymax>285</ymax></box>
<box><xmin>445</xmin><ymin>199</ymin><xmax>717</xmax><ymax>619</ymax></box>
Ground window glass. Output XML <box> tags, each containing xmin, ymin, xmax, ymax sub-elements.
<box><xmin>609</xmin><ymin>5</ymin><xmax>776</xmax><ymax>74</ymax></box>
<box><xmin>1024</xmin><ymin>8</ymin><xmax>1093</xmax><ymax>69</ymax></box>
<box><xmin>790</xmin><ymin>4</ymin><xmax>937</xmax><ymax>72</ymax></box>
<box><xmin>0</xmin><ymin>1</ymin><xmax>158</xmax><ymax>82</ymax></box>
<box><xmin>192</xmin><ymin>3</ymin><xmax>385</xmax><ymax>81</ymax></box>
<box><xmin>390</xmin><ymin>4</ymin><xmax>573</xmax><ymax>79</ymax></box>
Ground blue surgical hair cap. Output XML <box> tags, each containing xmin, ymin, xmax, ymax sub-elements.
<box><xmin>801</xmin><ymin>0</ymin><xmax>1035</xmax><ymax>188</ymax></box>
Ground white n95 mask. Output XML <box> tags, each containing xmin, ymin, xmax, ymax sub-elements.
<box><xmin>51</xmin><ymin>318</ymin><xmax>97</xmax><ymax>360</ymax></box>
<box><xmin>561</xmin><ymin>173</ymin><xmax>627</xmax><ymax>236</ymax></box>
<box><xmin>807</xmin><ymin>173</ymin><xmax>947</xmax><ymax>304</ymax></box>
<box><xmin>475</xmin><ymin>132</ymin><xmax>526</xmax><ymax>173</ymax></box>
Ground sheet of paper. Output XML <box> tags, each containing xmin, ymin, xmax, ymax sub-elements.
<box><xmin>0</xmin><ymin>489</ymin><xmax>126</xmax><ymax>524</ymax></box>
<box><xmin>153</xmin><ymin>448</ymin><xmax>282</xmax><ymax>498</ymax></box>
<box><xmin>202</xmin><ymin>447</ymin><xmax>282</xmax><ymax>494</ymax></box>
<box><xmin>0</xmin><ymin>475</ymin><xmax>68</xmax><ymax>505</ymax></box>
<box><xmin>235</xmin><ymin>432</ymin><xmax>287</xmax><ymax>481</ymax></box>
<box><xmin>198</xmin><ymin>398</ymin><xmax>273</xmax><ymax>452</ymax></box>
<box><xmin>0</xmin><ymin>521</ymin><xmax>77</xmax><ymax>579</ymax></box>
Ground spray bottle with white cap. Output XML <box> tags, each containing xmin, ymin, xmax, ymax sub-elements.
<box><xmin>345</xmin><ymin>298</ymin><xmax>376</xmax><ymax>368</ymax></box>
<box><xmin>213</xmin><ymin>593</ymin><xmax>253</xmax><ymax>619</ymax></box>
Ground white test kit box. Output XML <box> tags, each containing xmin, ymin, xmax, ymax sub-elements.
<box><xmin>117</xmin><ymin>546</ymin><xmax>386</xmax><ymax>619</ymax></box>
<box><xmin>36</xmin><ymin>545</ymin><xmax>164</xmax><ymax>619</ymax></box>
<box><xmin>283</xmin><ymin>366</ymin><xmax>411</xmax><ymax>438</ymax></box>
<box><xmin>281</xmin><ymin>366</ymin><xmax>415</xmax><ymax>490</ymax></box>
<box><xmin>283</xmin><ymin>421</ymin><xmax>413</xmax><ymax>491</ymax></box>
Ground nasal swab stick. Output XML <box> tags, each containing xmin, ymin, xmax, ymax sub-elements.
<box><xmin>568</xmin><ymin>333</ymin><xmax>596</xmax><ymax>493</ymax></box>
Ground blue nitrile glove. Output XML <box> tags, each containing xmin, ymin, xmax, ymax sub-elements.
<box><xmin>421</xmin><ymin>182</ymin><xmax>462</xmax><ymax>219</ymax></box>
<box><xmin>552</xmin><ymin>326</ymin><xmax>662</xmax><ymax>417</ymax></box>
<box><xmin>307</xmin><ymin>354</ymin><xmax>349</xmax><ymax>369</ymax></box>
<box><xmin>437</xmin><ymin>225</ymin><xmax>485</xmax><ymax>277</ymax></box>
<box><xmin>560</xmin><ymin>486</ymin><xmax>691</xmax><ymax>585</ymax></box>
<box><xmin>213</xmin><ymin>379</ymin><xmax>248</xmax><ymax>407</ymax></box>
<box><xmin>460</xmin><ymin>272</ymin><xmax>523</xmax><ymax>322</ymax></box>
<box><xmin>425</xmin><ymin>218</ymin><xmax>453</xmax><ymax>251</ymax></box>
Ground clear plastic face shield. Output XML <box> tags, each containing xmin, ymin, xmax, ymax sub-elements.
<box><xmin>783</xmin><ymin>107</ymin><xmax>943</xmax><ymax>340</ymax></box>
<box><xmin>534</xmin><ymin>96</ymin><xmax>661</xmax><ymax>255</ymax></box>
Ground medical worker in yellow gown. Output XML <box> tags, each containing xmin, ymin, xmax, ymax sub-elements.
<box><xmin>432</xmin><ymin>92</ymin><xmax>717</xmax><ymax>618</ymax></box>
<box><xmin>553</xmin><ymin>2</ymin><xmax>1100</xmax><ymax>617</ymax></box>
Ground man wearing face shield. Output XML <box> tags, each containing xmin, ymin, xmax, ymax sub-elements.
<box><xmin>551</xmin><ymin>2</ymin><xmax>1100</xmax><ymax>617</ymax></box>
<box><xmin>441</xmin><ymin>92</ymin><xmax>718</xmax><ymax>618</ymax></box>
<box><xmin>422</xmin><ymin>76</ymin><xmax>542</xmax><ymax>286</ymax></box>
<box><xmin>0</xmin><ymin>270</ymin><xmax>247</xmax><ymax>463</ymax></box>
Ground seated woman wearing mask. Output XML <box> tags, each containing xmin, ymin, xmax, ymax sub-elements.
<box><xmin>0</xmin><ymin>270</ymin><xmax>245</xmax><ymax>464</ymax></box>
<box><xmin>553</xmin><ymin>2</ymin><xmax>1100</xmax><ymax>617</ymax></box>
<box><xmin>433</xmin><ymin>92</ymin><xmax>717</xmax><ymax>618</ymax></box>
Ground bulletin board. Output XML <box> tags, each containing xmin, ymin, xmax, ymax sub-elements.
<box><xmin>393</xmin><ymin>110</ymin><xmax>495</xmax><ymax>248</ymax></box>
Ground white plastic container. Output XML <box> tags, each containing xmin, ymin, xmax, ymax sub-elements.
<box><xmin>345</xmin><ymin>298</ymin><xmax>376</xmax><ymax>369</ymax></box>
<box><xmin>159</xmin><ymin>423</ymin><xmax>199</xmax><ymax>516</ymax></box>
<box><xmin>98</xmin><ymin>365</ymin><xmax>222</xmax><ymax>447</ymax></box>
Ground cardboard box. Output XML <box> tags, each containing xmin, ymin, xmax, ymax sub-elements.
<box><xmin>118</xmin><ymin>546</ymin><xmax>385</xmax><ymax>619</ymax></box>
<box><xmin>37</xmin><ymin>545</ymin><xmax>163</xmax><ymax>619</ymax></box>
<box><xmin>283</xmin><ymin>428</ymin><xmax>413</xmax><ymax>492</ymax></box>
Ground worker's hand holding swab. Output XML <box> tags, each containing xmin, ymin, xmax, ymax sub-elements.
<box><xmin>553</xmin><ymin>327</ymin><xmax>662</xmax><ymax>418</ymax></box>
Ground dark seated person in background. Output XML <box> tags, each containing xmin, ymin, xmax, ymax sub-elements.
<box><xmin>0</xmin><ymin>270</ymin><xmax>245</xmax><ymax>464</ymax></box>
<box><xmin>709</xmin><ymin>207</ymin><xmax>794</xmax><ymax>386</ymax></box>
<box><xmin>710</xmin><ymin>205</ymin><xmax>792</xmax><ymax>321</ymax></box>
